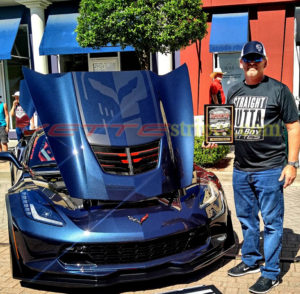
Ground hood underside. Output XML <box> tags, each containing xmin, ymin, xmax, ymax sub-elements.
<box><xmin>22</xmin><ymin>65</ymin><xmax>194</xmax><ymax>200</ymax></box>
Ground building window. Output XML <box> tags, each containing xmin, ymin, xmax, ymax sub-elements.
<box><xmin>121</xmin><ymin>51</ymin><xmax>141</xmax><ymax>71</ymax></box>
<box><xmin>214</xmin><ymin>52</ymin><xmax>244</xmax><ymax>99</ymax></box>
<box><xmin>59</xmin><ymin>52</ymin><xmax>141</xmax><ymax>73</ymax></box>
<box><xmin>59</xmin><ymin>54</ymin><xmax>88</xmax><ymax>73</ymax></box>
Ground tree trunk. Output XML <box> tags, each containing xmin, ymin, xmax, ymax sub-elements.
<box><xmin>136</xmin><ymin>50</ymin><xmax>150</xmax><ymax>70</ymax></box>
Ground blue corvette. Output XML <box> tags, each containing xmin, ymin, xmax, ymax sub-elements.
<box><xmin>0</xmin><ymin>65</ymin><xmax>234</xmax><ymax>287</ymax></box>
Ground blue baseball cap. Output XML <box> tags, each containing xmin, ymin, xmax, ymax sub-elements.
<box><xmin>241</xmin><ymin>41</ymin><xmax>267</xmax><ymax>58</ymax></box>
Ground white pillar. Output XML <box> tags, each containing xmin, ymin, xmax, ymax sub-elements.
<box><xmin>16</xmin><ymin>0</ymin><xmax>51</xmax><ymax>74</ymax></box>
<box><xmin>157</xmin><ymin>52</ymin><xmax>173</xmax><ymax>75</ymax></box>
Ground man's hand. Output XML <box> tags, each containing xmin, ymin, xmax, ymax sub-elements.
<box><xmin>12</xmin><ymin>100</ymin><xmax>18</xmax><ymax>107</ymax></box>
<box><xmin>5</xmin><ymin>126</ymin><xmax>8</xmax><ymax>133</ymax></box>
<box><xmin>279</xmin><ymin>165</ymin><xmax>297</xmax><ymax>188</ymax></box>
<box><xmin>202</xmin><ymin>142</ymin><xmax>218</xmax><ymax>149</ymax></box>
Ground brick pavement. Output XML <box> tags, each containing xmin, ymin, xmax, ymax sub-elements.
<box><xmin>0</xmin><ymin>157</ymin><xmax>300</xmax><ymax>293</ymax></box>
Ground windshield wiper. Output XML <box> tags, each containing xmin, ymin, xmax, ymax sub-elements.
<box><xmin>30</xmin><ymin>163</ymin><xmax>58</xmax><ymax>169</ymax></box>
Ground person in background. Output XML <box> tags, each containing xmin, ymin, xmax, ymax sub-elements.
<box><xmin>0</xmin><ymin>95</ymin><xmax>9</xmax><ymax>152</ymax></box>
<box><xmin>10</xmin><ymin>91</ymin><xmax>34</xmax><ymax>141</ymax></box>
<box><xmin>209</xmin><ymin>67</ymin><xmax>226</xmax><ymax>104</ymax></box>
<box><xmin>226</xmin><ymin>41</ymin><xmax>300</xmax><ymax>294</ymax></box>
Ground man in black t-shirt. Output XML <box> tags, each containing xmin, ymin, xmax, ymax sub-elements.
<box><xmin>226</xmin><ymin>41</ymin><xmax>300</xmax><ymax>294</ymax></box>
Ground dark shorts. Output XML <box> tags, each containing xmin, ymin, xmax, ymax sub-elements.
<box><xmin>0</xmin><ymin>126</ymin><xmax>8</xmax><ymax>144</ymax></box>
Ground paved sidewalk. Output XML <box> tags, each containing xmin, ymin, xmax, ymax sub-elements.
<box><xmin>0</xmin><ymin>154</ymin><xmax>299</xmax><ymax>293</ymax></box>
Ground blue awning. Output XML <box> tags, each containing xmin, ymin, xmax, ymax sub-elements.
<box><xmin>209</xmin><ymin>12</ymin><xmax>248</xmax><ymax>53</ymax></box>
<box><xmin>0</xmin><ymin>6</ymin><xmax>24</xmax><ymax>60</ymax></box>
<box><xmin>40</xmin><ymin>12</ymin><xmax>134</xmax><ymax>55</ymax></box>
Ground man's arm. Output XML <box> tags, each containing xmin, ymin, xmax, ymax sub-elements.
<box><xmin>211</xmin><ymin>94</ymin><xmax>219</xmax><ymax>104</ymax></box>
<box><xmin>4</xmin><ymin>103</ymin><xmax>9</xmax><ymax>132</ymax></box>
<box><xmin>9</xmin><ymin>100</ymin><xmax>18</xmax><ymax>117</ymax></box>
<box><xmin>210</xmin><ymin>82</ymin><xmax>220</xmax><ymax>104</ymax></box>
<box><xmin>279</xmin><ymin>120</ymin><xmax>300</xmax><ymax>188</ymax></box>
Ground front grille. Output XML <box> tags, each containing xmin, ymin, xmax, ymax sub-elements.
<box><xmin>91</xmin><ymin>140</ymin><xmax>160</xmax><ymax>175</ymax></box>
<box><xmin>59</xmin><ymin>226</ymin><xmax>209</xmax><ymax>265</ymax></box>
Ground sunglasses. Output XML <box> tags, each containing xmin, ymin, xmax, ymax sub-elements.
<box><xmin>242</xmin><ymin>56</ymin><xmax>264</xmax><ymax>63</ymax></box>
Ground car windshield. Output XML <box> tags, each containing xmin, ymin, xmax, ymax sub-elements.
<box><xmin>29</xmin><ymin>133</ymin><xmax>56</xmax><ymax>168</ymax></box>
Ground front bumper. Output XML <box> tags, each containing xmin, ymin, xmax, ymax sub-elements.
<box><xmin>18</xmin><ymin>242</ymin><xmax>232</xmax><ymax>288</ymax></box>
<box><xmin>11</xmin><ymin>211</ymin><xmax>234</xmax><ymax>287</ymax></box>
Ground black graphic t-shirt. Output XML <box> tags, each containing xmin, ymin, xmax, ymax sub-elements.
<box><xmin>227</xmin><ymin>76</ymin><xmax>299</xmax><ymax>171</ymax></box>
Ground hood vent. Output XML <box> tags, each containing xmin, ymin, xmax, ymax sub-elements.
<box><xmin>91</xmin><ymin>140</ymin><xmax>160</xmax><ymax>175</ymax></box>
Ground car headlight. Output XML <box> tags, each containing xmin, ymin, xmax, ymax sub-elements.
<box><xmin>200</xmin><ymin>181</ymin><xmax>225</xmax><ymax>220</ymax></box>
<box><xmin>21</xmin><ymin>190</ymin><xmax>64</xmax><ymax>226</ymax></box>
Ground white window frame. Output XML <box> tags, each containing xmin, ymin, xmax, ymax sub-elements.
<box><xmin>88</xmin><ymin>52</ymin><xmax>121</xmax><ymax>72</ymax></box>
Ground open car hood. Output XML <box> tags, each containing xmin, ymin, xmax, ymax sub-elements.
<box><xmin>22</xmin><ymin>65</ymin><xmax>194</xmax><ymax>201</ymax></box>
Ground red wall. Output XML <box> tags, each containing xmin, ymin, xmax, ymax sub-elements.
<box><xmin>181</xmin><ymin>1</ymin><xmax>295</xmax><ymax>115</ymax></box>
<box><xmin>250</xmin><ymin>6</ymin><xmax>294</xmax><ymax>89</ymax></box>
<box><xmin>203</xmin><ymin>0</ymin><xmax>295</xmax><ymax>8</ymax></box>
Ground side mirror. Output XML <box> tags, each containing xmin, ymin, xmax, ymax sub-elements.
<box><xmin>0</xmin><ymin>152</ymin><xmax>22</xmax><ymax>170</ymax></box>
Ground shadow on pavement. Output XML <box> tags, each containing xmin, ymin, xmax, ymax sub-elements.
<box><xmin>257</xmin><ymin>228</ymin><xmax>300</xmax><ymax>280</ymax></box>
<box><xmin>279</xmin><ymin>228</ymin><xmax>300</xmax><ymax>279</ymax></box>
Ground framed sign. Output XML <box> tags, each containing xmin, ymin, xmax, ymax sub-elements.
<box><xmin>204</xmin><ymin>104</ymin><xmax>234</xmax><ymax>145</ymax></box>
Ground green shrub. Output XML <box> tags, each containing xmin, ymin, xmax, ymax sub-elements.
<box><xmin>194</xmin><ymin>136</ymin><xmax>230</xmax><ymax>167</ymax></box>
